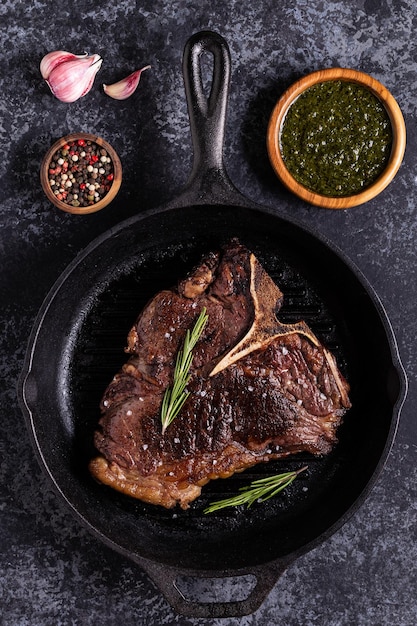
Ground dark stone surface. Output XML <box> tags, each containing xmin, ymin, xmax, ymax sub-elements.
<box><xmin>1</xmin><ymin>1</ymin><xmax>416</xmax><ymax>624</ymax></box>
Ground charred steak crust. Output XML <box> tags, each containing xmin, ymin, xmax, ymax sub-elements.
<box><xmin>89</xmin><ymin>240</ymin><xmax>351</xmax><ymax>509</ymax></box>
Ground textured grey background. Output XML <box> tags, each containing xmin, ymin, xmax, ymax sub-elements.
<box><xmin>1</xmin><ymin>0</ymin><xmax>417</xmax><ymax>624</ymax></box>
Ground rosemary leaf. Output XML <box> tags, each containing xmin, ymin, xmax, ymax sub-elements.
<box><xmin>203</xmin><ymin>466</ymin><xmax>308</xmax><ymax>514</ymax></box>
<box><xmin>161</xmin><ymin>307</ymin><xmax>208</xmax><ymax>434</ymax></box>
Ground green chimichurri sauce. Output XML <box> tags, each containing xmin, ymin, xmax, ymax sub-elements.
<box><xmin>280</xmin><ymin>80</ymin><xmax>393</xmax><ymax>197</ymax></box>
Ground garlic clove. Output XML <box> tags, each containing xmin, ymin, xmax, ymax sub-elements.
<box><xmin>44</xmin><ymin>53</ymin><xmax>103</xmax><ymax>103</ymax></box>
<box><xmin>103</xmin><ymin>65</ymin><xmax>151</xmax><ymax>100</ymax></box>
<box><xmin>40</xmin><ymin>50</ymin><xmax>89</xmax><ymax>80</ymax></box>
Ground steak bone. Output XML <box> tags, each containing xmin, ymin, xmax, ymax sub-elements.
<box><xmin>210</xmin><ymin>254</ymin><xmax>319</xmax><ymax>373</ymax></box>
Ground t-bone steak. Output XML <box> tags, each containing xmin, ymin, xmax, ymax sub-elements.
<box><xmin>89</xmin><ymin>239</ymin><xmax>351</xmax><ymax>509</ymax></box>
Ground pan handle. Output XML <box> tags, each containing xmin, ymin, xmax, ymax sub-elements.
<box><xmin>140</xmin><ymin>559</ymin><xmax>288</xmax><ymax>618</ymax></box>
<box><xmin>180</xmin><ymin>30</ymin><xmax>246</xmax><ymax>206</ymax></box>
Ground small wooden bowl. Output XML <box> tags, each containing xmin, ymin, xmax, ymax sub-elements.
<box><xmin>267</xmin><ymin>68</ymin><xmax>406</xmax><ymax>209</ymax></box>
<box><xmin>40</xmin><ymin>132</ymin><xmax>122</xmax><ymax>214</ymax></box>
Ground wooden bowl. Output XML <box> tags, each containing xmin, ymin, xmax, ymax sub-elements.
<box><xmin>40</xmin><ymin>132</ymin><xmax>122</xmax><ymax>214</ymax></box>
<box><xmin>267</xmin><ymin>68</ymin><xmax>406</xmax><ymax>209</ymax></box>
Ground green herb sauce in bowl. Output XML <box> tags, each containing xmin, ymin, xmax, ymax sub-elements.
<box><xmin>267</xmin><ymin>68</ymin><xmax>406</xmax><ymax>209</ymax></box>
<box><xmin>280</xmin><ymin>80</ymin><xmax>392</xmax><ymax>197</ymax></box>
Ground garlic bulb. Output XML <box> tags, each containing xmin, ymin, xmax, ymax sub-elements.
<box><xmin>40</xmin><ymin>50</ymin><xmax>103</xmax><ymax>103</ymax></box>
<box><xmin>103</xmin><ymin>65</ymin><xmax>151</xmax><ymax>100</ymax></box>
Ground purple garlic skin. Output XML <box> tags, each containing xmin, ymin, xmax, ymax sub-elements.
<box><xmin>103</xmin><ymin>65</ymin><xmax>151</xmax><ymax>100</ymax></box>
<box><xmin>40</xmin><ymin>50</ymin><xmax>103</xmax><ymax>103</ymax></box>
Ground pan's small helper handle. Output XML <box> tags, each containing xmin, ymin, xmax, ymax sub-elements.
<box><xmin>182</xmin><ymin>30</ymin><xmax>238</xmax><ymax>202</ymax></box>
<box><xmin>141</xmin><ymin>559</ymin><xmax>289</xmax><ymax>618</ymax></box>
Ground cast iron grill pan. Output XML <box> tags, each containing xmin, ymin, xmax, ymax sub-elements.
<box><xmin>19</xmin><ymin>32</ymin><xmax>406</xmax><ymax>617</ymax></box>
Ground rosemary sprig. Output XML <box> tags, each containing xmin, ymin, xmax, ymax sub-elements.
<box><xmin>203</xmin><ymin>466</ymin><xmax>308</xmax><ymax>514</ymax></box>
<box><xmin>161</xmin><ymin>307</ymin><xmax>208</xmax><ymax>434</ymax></box>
